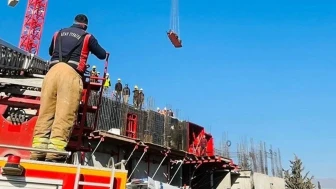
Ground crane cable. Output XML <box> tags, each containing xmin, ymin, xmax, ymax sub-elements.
<box><xmin>170</xmin><ymin>0</ymin><xmax>180</xmax><ymax>37</ymax></box>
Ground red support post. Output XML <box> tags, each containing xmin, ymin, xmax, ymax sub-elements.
<box><xmin>126</xmin><ymin>113</ymin><xmax>137</xmax><ymax>139</ymax></box>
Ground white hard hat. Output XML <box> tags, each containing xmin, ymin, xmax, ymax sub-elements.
<box><xmin>106</xmin><ymin>73</ymin><xmax>109</xmax><ymax>76</ymax></box>
<box><xmin>118</xmin><ymin>78</ymin><xmax>121</xmax><ymax>81</ymax></box>
<box><xmin>140</xmin><ymin>88</ymin><xmax>143</xmax><ymax>91</ymax></box>
<box><xmin>157</xmin><ymin>107</ymin><xmax>160</xmax><ymax>110</ymax></box>
<box><xmin>164</xmin><ymin>107</ymin><xmax>167</xmax><ymax>110</ymax></box>
<box><xmin>134</xmin><ymin>85</ymin><xmax>138</xmax><ymax>89</ymax></box>
<box><xmin>92</xmin><ymin>65</ymin><xmax>96</xmax><ymax>69</ymax></box>
<box><xmin>97</xmin><ymin>71</ymin><xmax>100</xmax><ymax>74</ymax></box>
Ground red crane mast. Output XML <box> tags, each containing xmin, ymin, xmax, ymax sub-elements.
<box><xmin>18</xmin><ymin>0</ymin><xmax>48</xmax><ymax>54</ymax></box>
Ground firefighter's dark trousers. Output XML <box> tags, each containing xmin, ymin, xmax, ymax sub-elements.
<box><xmin>30</xmin><ymin>63</ymin><xmax>83</xmax><ymax>161</ymax></box>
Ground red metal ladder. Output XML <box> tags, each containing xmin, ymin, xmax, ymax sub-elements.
<box><xmin>73</xmin><ymin>157</ymin><xmax>116</xmax><ymax>189</ymax></box>
<box><xmin>66</xmin><ymin>54</ymin><xmax>110</xmax><ymax>153</ymax></box>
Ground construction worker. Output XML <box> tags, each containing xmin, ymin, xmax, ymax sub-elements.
<box><xmin>132</xmin><ymin>85</ymin><xmax>139</xmax><ymax>108</ymax></box>
<box><xmin>96</xmin><ymin>71</ymin><xmax>101</xmax><ymax>83</ymax></box>
<box><xmin>122</xmin><ymin>84</ymin><xmax>130</xmax><ymax>104</ymax></box>
<box><xmin>90</xmin><ymin>65</ymin><xmax>97</xmax><ymax>82</ymax></box>
<box><xmin>169</xmin><ymin>109</ymin><xmax>174</xmax><ymax>117</ymax></box>
<box><xmin>103</xmin><ymin>73</ymin><xmax>111</xmax><ymax>92</ymax></box>
<box><xmin>91</xmin><ymin>65</ymin><xmax>97</xmax><ymax>75</ymax></box>
<box><xmin>114</xmin><ymin>78</ymin><xmax>122</xmax><ymax>102</ymax></box>
<box><xmin>31</xmin><ymin>14</ymin><xmax>107</xmax><ymax>162</ymax></box>
<box><xmin>138</xmin><ymin>88</ymin><xmax>145</xmax><ymax>109</ymax></box>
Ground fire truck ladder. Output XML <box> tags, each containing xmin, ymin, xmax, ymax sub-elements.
<box><xmin>73</xmin><ymin>156</ymin><xmax>124</xmax><ymax>189</ymax></box>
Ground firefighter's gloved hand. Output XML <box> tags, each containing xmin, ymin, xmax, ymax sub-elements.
<box><xmin>105</xmin><ymin>52</ymin><xmax>110</xmax><ymax>60</ymax></box>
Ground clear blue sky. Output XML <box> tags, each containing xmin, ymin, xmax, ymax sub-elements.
<box><xmin>1</xmin><ymin>0</ymin><xmax>335</xmax><ymax>178</ymax></box>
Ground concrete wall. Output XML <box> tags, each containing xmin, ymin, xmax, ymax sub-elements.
<box><xmin>231</xmin><ymin>171</ymin><xmax>252</xmax><ymax>189</ymax></box>
<box><xmin>226</xmin><ymin>170</ymin><xmax>285</xmax><ymax>189</ymax></box>
<box><xmin>214</xmin><ymin>171</ymin><xmax>231</xmax><ymax>189</ymax></box>
<box><xmin>253</xmin><ymin>172</ymin><xmax>285</xmax><ymax>189</ymax></box>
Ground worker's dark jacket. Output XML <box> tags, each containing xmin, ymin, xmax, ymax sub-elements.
<box><xmin>123</xmin><ymin>87</ymin><xmax>130</xmax><ymax>95</ymax></box>
<box><xmin>49</xmin><ymin>24</ymin><xmax>106</xmax><ymax>74</ymax></box>
<box><xmin>133</xmin><ymin>90</ymin><xmax>139</xmax><ymax>98</ymax></box>
<box><xmin>115</xmin><ymin>83</ymin><xmax>122</xmax><ymax>91</ymax></box>
<box><xmin>169</xmin><ymin>111</ymin><xmax>174</xmax><ymax>117</ymax></box>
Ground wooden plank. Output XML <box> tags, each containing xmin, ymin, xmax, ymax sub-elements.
<box><xmin>0</xmin><ymin>77</ymin><xmax>43</xmax><ymax>88</ymax></box>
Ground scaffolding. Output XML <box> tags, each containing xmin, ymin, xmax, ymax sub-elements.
<box><xmin>87</xmin><ymin>95</ymin><xmax>188</xmax><ymax>151</ymax></box>
<box><xmin>222</xmin><ymin>138</ymin><xmax>284</xmax><ymax>178</ymax></box>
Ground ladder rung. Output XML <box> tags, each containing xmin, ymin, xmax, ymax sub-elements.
<box><xmin>78</xmin><ymin>181</ymin><xmax>111</xmax><ymax>187</ymax></box>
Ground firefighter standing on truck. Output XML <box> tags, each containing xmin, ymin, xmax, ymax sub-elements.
<box><xmin>30</xmin><ymin>14</ymin><xmax>107</xmax><ymax>162</ymax></box>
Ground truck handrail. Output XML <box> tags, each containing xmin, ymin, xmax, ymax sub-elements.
<box><xmin>0</xmin><ymin>144</ymin><xmax>70</xmax><ymax>156</ymax></box>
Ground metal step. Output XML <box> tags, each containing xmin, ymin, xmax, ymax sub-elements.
<box><xmin>0</xmin><ymin>77</ymin><xmax>43</xmax><ymax>88</ymax></box>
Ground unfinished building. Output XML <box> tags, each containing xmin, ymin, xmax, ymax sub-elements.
<box><xmin>84</xmin><ymin>94</ymin><xmax>239</xmax><ymax>187</ymax></box>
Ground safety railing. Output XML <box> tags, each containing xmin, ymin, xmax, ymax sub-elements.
<box><xmin>0</xmin><ymin>144</ymin><xmax>71</xmax><ymax>156</ymax></box>
<box><xmin>0</xmin><ymin>38</ymin><xmax>48</xmax><ymax>75</ymax></box>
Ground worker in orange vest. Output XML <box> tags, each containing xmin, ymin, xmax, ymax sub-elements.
<box><xmin>90</xmin><ymin>65</ymin><xmax>98</xmax><ymax>82</ymax></box>
<box><xmin>31</xmin><ymin>14</ymin><xmax>107</xmax><ymax>162</ymax></box>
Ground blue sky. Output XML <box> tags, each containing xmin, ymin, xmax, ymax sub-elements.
<box><xmin>1</xmin><ymin>0</ymin><xmax>335</xmax><ymax>178</ymax></box>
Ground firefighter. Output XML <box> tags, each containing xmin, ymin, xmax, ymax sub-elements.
<box><xmin>114</xmin><ymin>78</ymin><xmax>122</xmax><ymax>102</ymax></box>
<box><xmin>132</xmin><ymin>85</ymin><xmax>139</xmax><ymax>108</ymax></box>
<box><xmin>103</xmin><ymin>73</ymin><xmax>111</xmax><ymax>92</ymax></box>
<box><xmin>138</xmin><ymin>88</ymin><xmax>145</xmax><ymax>109</ymax></box>
<box><xmin>122</xmin><ymin>84</ymin><xmax>130</xmax><ymax>104</ymax></box>
<box><xmin>31</xmin><ymin>14</ymin><xmax>107</xmax><ymax>162</ymax></box>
